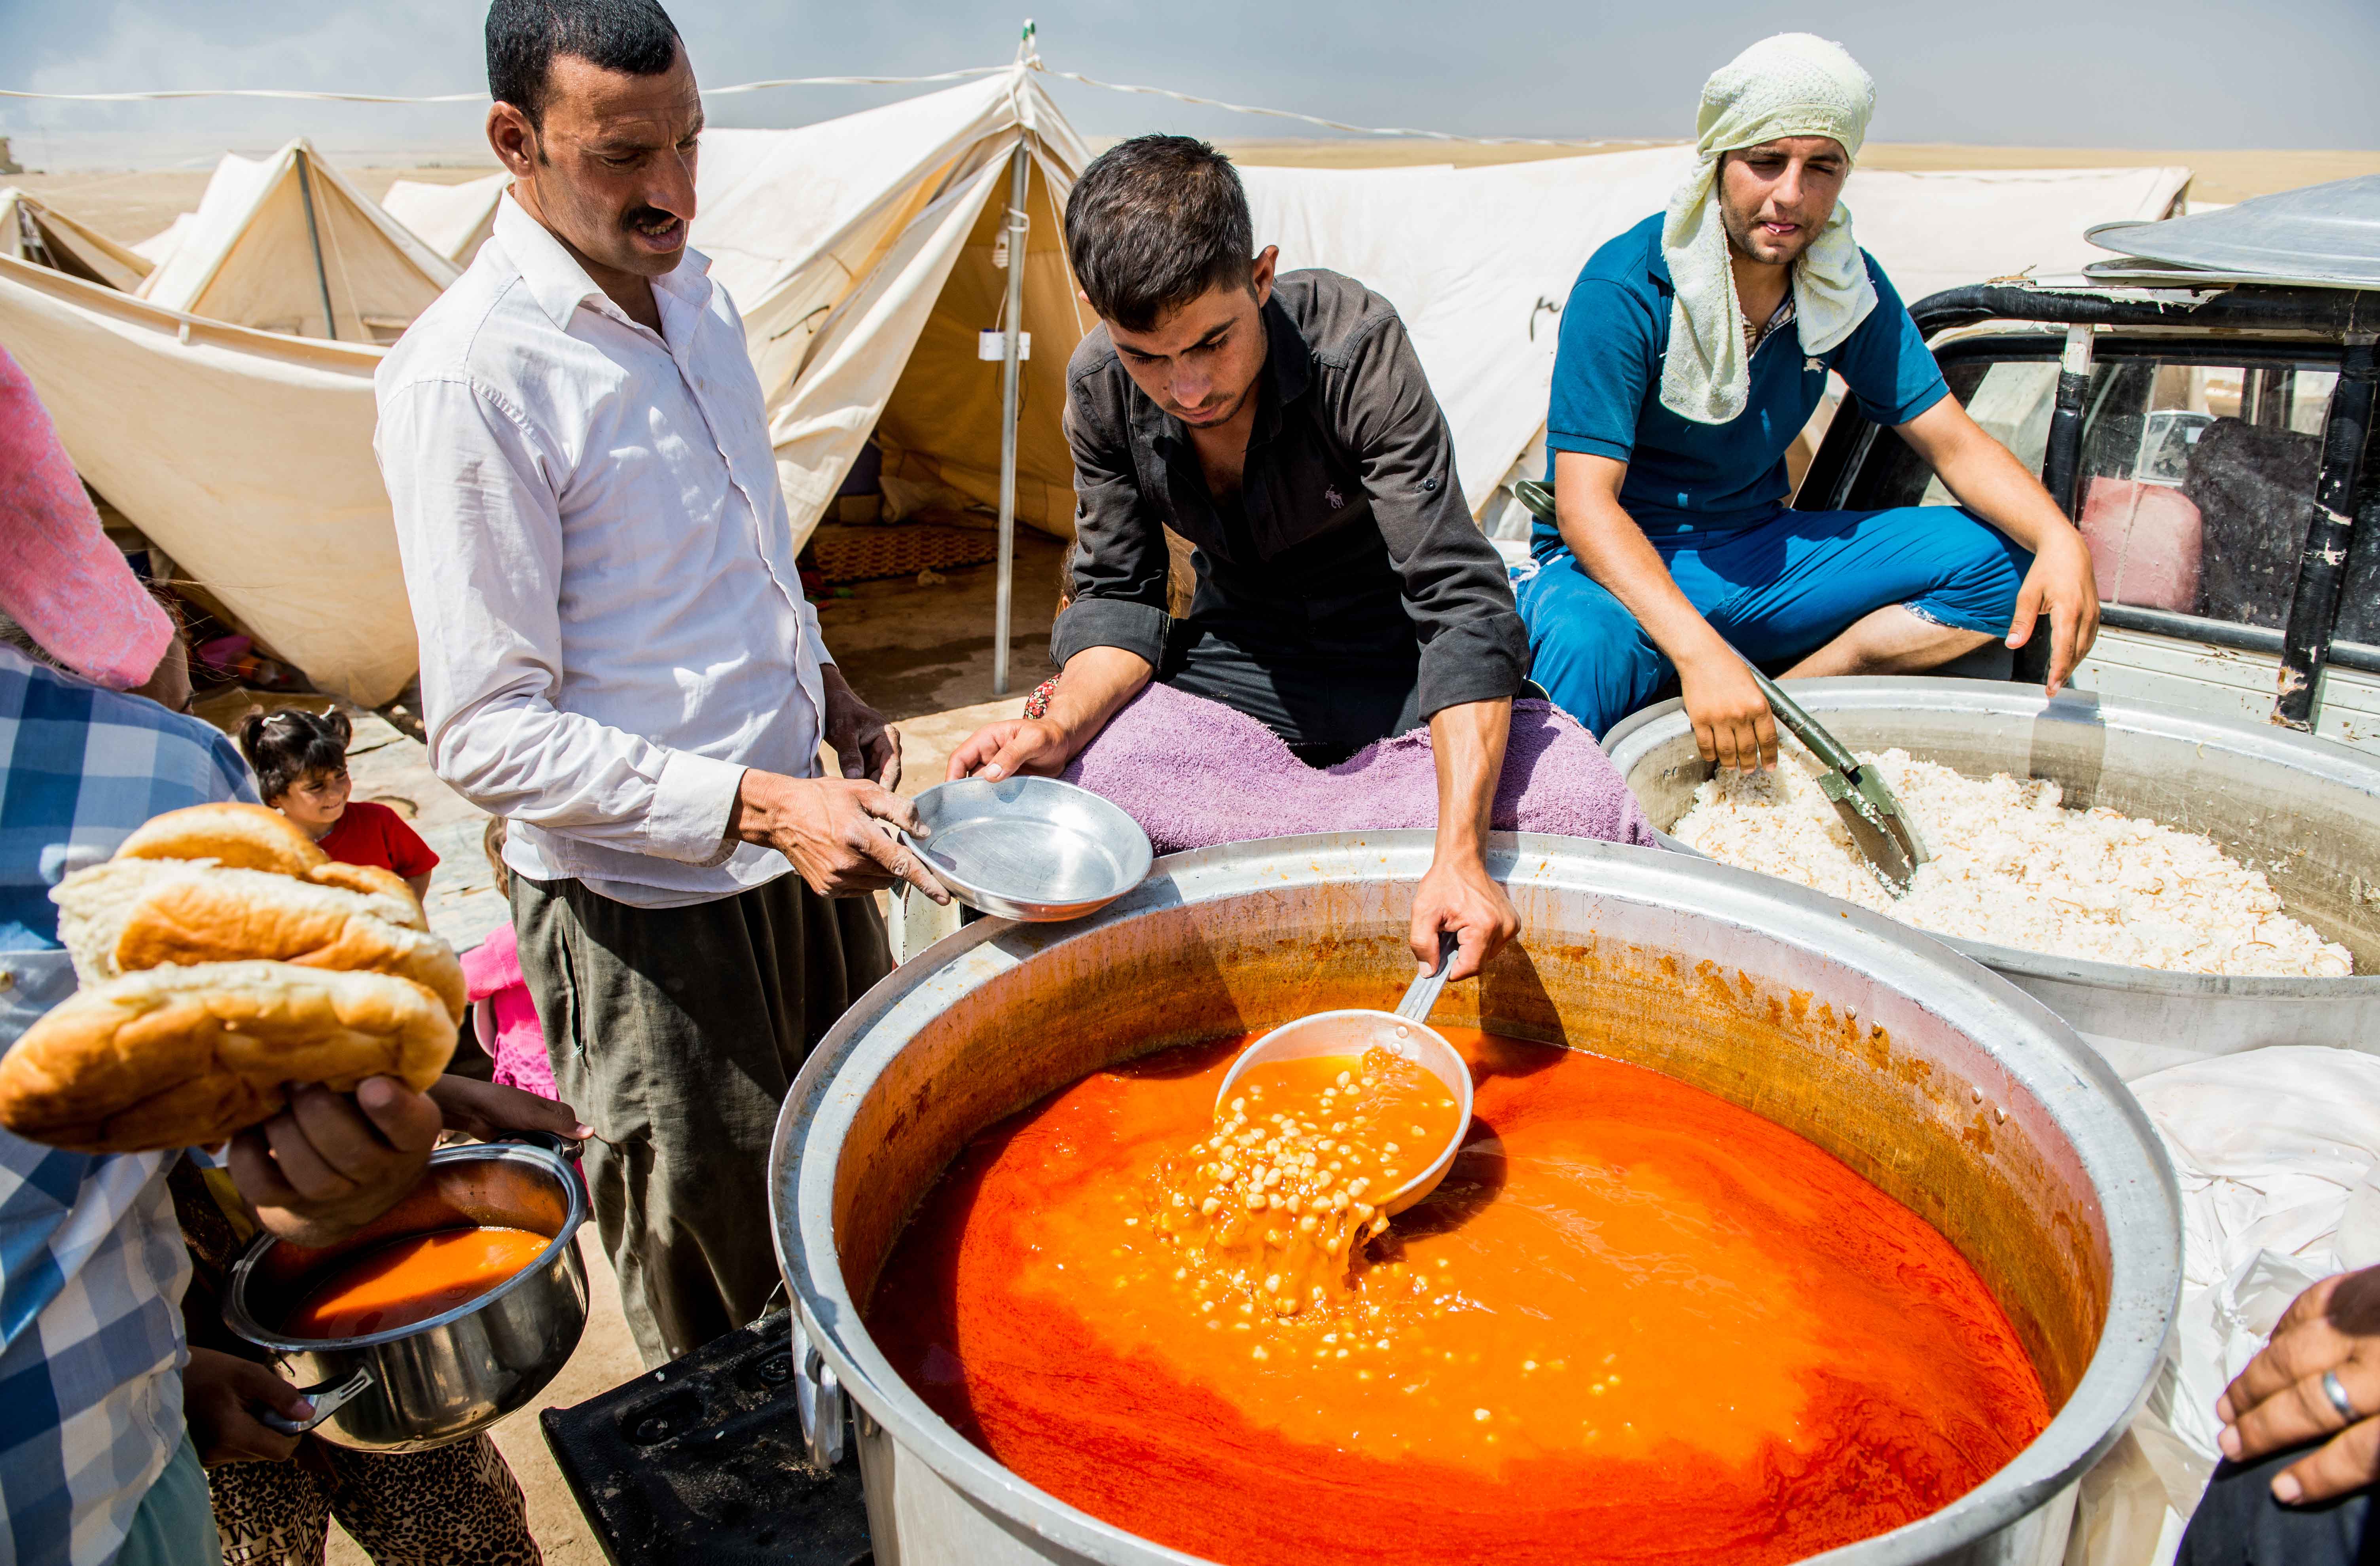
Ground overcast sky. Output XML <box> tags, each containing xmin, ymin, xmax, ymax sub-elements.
<box><xmin>2</xmin><ymin>0</ymin><xmax>2374</xmax><ymax>169</ymax></box>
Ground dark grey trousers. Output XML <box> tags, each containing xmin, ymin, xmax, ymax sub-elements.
<box><xmin>2177</xmin><ymin>1446</ymin><xmax>2379</xmax><ymax>1565</ymax></box>
<box><xmin>510</xmin><ymin>871</ymin><xmax>891</xmax><ymax>1367</ymax></box>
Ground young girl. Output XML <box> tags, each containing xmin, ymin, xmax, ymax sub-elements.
<box><xmin>462</xmin><ymin>817</ymin><xmax>556</xmax><ymax>1102</ymax></box>
<box><xmin>237</xmin><ymin>709</ymin><xmax>439</xmax><ymax>901</ymax></box>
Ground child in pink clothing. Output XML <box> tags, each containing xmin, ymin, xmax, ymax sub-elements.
<box><xmin>463</xmin><ymin>819</ymin><xmax>555</xmax><ymax>1100</ymax></box>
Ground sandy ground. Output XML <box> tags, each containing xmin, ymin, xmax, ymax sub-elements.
<box><xmin>240</xmin><ymin>536</ymin><xmax>1062</xmax><ymax>1564</ymax></box>
<box><xmin>13</xmin><ymin>142</ymin><xmax>2374</xmax><ymax>251</ymax></box>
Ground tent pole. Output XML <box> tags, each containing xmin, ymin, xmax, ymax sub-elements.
<box><xmin>991</xmin><ymin>139</ymin><xmax>1031</xmax><ymax>698</ymax></box>
<box><xmin>294</xmin><ymin>150</ymin><xmax>338</xmax><ymax>341</ymax></box>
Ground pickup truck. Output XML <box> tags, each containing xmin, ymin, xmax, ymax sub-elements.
<box><xmin>1798</xmin><ymin>176</ymin><xmax>2380</xmax><ymax>751</ymax></box>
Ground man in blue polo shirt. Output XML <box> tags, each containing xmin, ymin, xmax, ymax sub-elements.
<box><xmin>1518</xmin><ymin>33</ymin><xmax>2100</xmax><ymax>767</ymax></box>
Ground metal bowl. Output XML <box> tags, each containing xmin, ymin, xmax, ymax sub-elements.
<box><xmin>224</xmin><ymin>1139</ymin><xmax>590</xmax><ymax>1452</ymax></box>
<box><xmin>904</xmin><ymin>776</ymin><xmax>1153</xmax><ymax>921</ymax></box>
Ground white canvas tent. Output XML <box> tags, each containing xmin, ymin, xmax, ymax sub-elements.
<box><xmin>0</xmin><ymin>61</ymin><xmax>2192</xmax><ymax>708</ymax></box>
<box><xmin>690</xmin><ymin>66</ymin><xmax>1092</xmax><ymax>552</ymax></box>
<box><xmin>381</xmin><ymin>171</ymin><xmax>508</xmax><ymax>263</ymax></box>
<box><xmin>138</xmin><ymin>138</ymin><xmax>460</xmax><ymax>342</ymax></box>
<box><xmin>0</xmin><ymin>254</ymin><xmax>410</xmax><ymax>703</ymax></box>
<box><xmin>0</xmin><ymin>188</ymin><xmax>153</xmax><ymax>292</ymax></box>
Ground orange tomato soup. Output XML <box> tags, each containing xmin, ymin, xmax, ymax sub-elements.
<box><xmin>284</xmin><ymin>1226</ymin><xmax>550</xmax><ymax>1339</ymax></box>
<box><xmin>868</xmin><ymin>1029</ymin><xmax>2050</xmax><ymax>1565</ymax></box>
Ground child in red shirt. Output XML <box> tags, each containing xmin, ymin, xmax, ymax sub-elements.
<box><xmin>236</xmin><ymin>708</ymin><xmax>439</xmax><ymax>901</ymax></box>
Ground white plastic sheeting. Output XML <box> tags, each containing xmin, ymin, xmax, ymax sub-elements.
<box><xmin>1243</xmin><ymin>156</ymin><xmax>2190</xmax><ymax>524</ymax></box>
<box><xmin>2066</xmin><ymin>1046</ymin><xmax>2380</xmax><ymax>1566</ymax></box>
<box><xmin>129</xmin><ymin>212</ymin><xmax>191</xmax><ymax>267</ymax></box>
<box><xmin>139</xmin><ymin>138</ymin><xmax>459</xmax><ymax>342</ymax></box>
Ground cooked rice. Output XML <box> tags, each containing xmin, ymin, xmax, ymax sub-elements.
<box><xmin>1672</xmin><ymin>746</ymin><xmax>2353</xmax><ymax>976</ymax></box>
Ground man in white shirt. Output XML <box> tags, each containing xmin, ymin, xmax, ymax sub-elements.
<box><xmin>377</xmin><ymin>0</ymin><xmax>944</xmax><ymax>1365</ymax></box>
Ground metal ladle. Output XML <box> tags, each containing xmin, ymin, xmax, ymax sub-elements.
<box><xmin>1213</xmin><ymin>932</ymin><xmax>1473</xmax><ymax>1216</ymax></box>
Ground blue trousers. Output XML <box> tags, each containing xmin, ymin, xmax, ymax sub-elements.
<box><xmin>117</xmin><ymin>1434</ymin><xmax>222</xmax><ymax>1566</ymax></box>
<box><xmin>1516</xmin><ymin>504</ymin><xmax>2031</xmax><ymax>737</ymax></box>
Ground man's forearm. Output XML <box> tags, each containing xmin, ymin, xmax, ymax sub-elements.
<box><xmin>1042</xmin><ymin>646</ymin><xmax>1156</xmax><ymax>757</ymax></box>
<box><xmin>1427</xmin><ymin>698</ymin><xmax>1511</xmax><ymax>863</ymax></box>
<box><xmin>430</xmin><ymin>693</ymin><xmax>745</xmax><ymax>865</ymax></box>
<box><xmin>1560</xmin><ymin>488</ymin><xmax>1737</xmax><ymax>673</ymax></box>
<box><xmin>1900</xmin><ymin>406</ymin><xmax>2076</xmax><ymax>552</ymax></box>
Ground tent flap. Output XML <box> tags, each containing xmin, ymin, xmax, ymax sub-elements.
<box><xmin>0</xmin><ymin>187</ymin><xmax>153</xmax><ymax>292</ymax></box>
<box><xmin>0</xmin><ymin>256</ymin><xmax>414</xmax><ymax>705</ymax></box>
<box><xmin>696</xmin><ymin>68</ymin><xmax>1093</xmax><ymax>552</ymax></box>
<box><xmin>381</xmin><ymin>171</ymin><xmax>508</xmax><ymax>263</ymax></box>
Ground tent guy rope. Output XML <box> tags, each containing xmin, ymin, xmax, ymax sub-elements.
<box><xmin>0</xmin><ymin>46</ymin><xmax>1667</xmax><ymax>149</ymax></box>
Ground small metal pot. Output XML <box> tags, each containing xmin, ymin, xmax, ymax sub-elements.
<box><xmin>224</xmin><ymin>1139</ymin><xmax>591</xmax><ymax>1452</ymax></box>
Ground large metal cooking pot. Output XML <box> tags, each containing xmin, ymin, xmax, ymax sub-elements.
<box><xmin>225</xmin><ymin>1139</ymin><xmax>590</xmax><ymax>1452</ymax></box>
<box><xmin>770</xmin><ymin>831</ymin><xmax>2179</xmax><ymax>1566</ymax></box>
<box><xmin>1602</xmin><ymin>677</ymin><xmax>2380</xmax><ymax>1079</ymax></box>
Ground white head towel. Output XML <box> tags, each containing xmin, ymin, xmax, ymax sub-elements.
<box><xmin>1659</xmin><ymin>33</ymin><xmax>1878</xmax><ymax>426</ymax></box>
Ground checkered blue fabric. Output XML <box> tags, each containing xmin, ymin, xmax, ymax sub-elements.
<box><xmin>0</xmin><ymin>646</ymin><xmax>255</xmax><ymax>1566</ymax></box>
<box><xmin>0</xmin><ymin>647</ymin><xmax>250</xmax><ymax>950</ymax></box>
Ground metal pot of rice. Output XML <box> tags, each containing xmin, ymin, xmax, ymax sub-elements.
<box><xmin>1602</xmin><ymin>676</ymin><xmax>2380</xmax><ymax>1078</ymax></box>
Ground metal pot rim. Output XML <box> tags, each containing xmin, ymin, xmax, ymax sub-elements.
<box><xmin>771</xmin><ymin>830</ymin><xmax>2183</xmax><ymax>1566</ymax></box>
<box><xmin>225</xmin><ymin>1139</ymin><xmax>589</xmax><ymax>1355</ymax></box>
<box><xmin>1602</xmin><ymin>676</ymin><xmax>2380</xmax><ymax>996</ymax></box>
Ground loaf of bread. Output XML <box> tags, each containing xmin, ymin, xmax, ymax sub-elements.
<box><xmin>0</xmin><ymin>962</ymin><xmax>456</xmax><ymax>1153</ymax></box>
<box><xmin>113</xmin><ymin>802</ymin><xmax>328</xmax><ymax>877</ymax></box>
<box><xmin>53</xmin><ymin>859</ymin><xmax>465</xmax><ymax>1022</ymax></box>
<box><xmin>303</xmin><ymin>862</ymin><xmax>426</xmax><ymax>927</ymax></box>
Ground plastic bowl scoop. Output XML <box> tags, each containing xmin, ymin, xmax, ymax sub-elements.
<box><xmin>1215</xmin><ymin>933</ymin><xmax>1474</xmax><ymax>1217</ymax></box>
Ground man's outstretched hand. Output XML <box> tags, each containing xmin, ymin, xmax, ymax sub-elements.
<box><xmin>728</xmin><ymin>768</ymin><xmax>947</xmax><ymax>903</ymax></box>
<box><xmin>427</xmin><ymin>1076</ymin><xmax>593</xmax><ymax>1143</ymax></box>
<box><xmin>228</xmin><ymin>1077</ymin><xmax>443</xmax><ymax>1249</ymax></box>
<box><xmin>2218</xmin><ymin>1265</ymin><xmax>2380</xmax><ymax>1504</ymax></box>
<box><xmin>2005</xmin><ymin>527</ymin><xmax>2102</xmax><ymax>697</ymax></box>
<box><xmin>946</xmin><ymin>717</ymin><xmax>1076</xmax><ymax>783</ymax></box>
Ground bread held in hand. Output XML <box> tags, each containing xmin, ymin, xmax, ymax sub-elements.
<box><xmin>106</xmin><ymin>802</ymin><xmax>430</xmax><ymax>927</ymax></box>
<box><xmin>0</xmin><ymin>961</ymin><xmax>457</xmax><ymax>1153</ymax></box>
<box><xmin>53</xmin><ymin>859</ymin><xmax>465</xmax><ymax>1022</ymax></box>
<box><xmin>112</xmin><ymin>801</ymin><xmax>328</xmax><ymax>877</ymax></box>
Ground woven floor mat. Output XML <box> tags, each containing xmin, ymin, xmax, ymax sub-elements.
<box><xmin>805</xmin><ymin>524</ymin><xmax>998</xmax><ymax>584</ymax></box>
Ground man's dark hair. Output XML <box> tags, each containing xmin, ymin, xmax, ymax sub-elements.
<box><xmin>486</xmin><ymin>0</ymin><xmax>682</xmax><ymax>130</ymax></box>
<box><xmin>1066</xmin><ymin>135</ymin><xmax>1254</xmax><ymax>334</ymax></box>
<box><xmin>237</xmin><ymin>707</ymin><xmax>352</xmax><ymax>802</ymax></box>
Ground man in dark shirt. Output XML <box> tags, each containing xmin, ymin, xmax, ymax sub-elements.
<box><xmin>948</xmin><ymin>135</ymin><xmax>1529</xmax><ymax>979</ymax></box>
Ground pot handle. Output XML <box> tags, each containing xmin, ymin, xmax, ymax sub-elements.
<box><xmin>258</xmin><ymin>1367</ymin><xmax>375</xmax><ymax>1437</ymax></box>
<box><xmin>502</xmin><ymin>1130</ymin><xmax>585</xmax><ymax>1160</ymax></box>
<box><xmin>790</xmin><ymin>1318</ymin><xmax>846</xmax><ymax>1469</ymax></box>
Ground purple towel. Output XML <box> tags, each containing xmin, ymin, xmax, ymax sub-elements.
<box><xmin>1059</xmin><ymin>682</ymin><xmax>1656</xmax><ymax>855</ymax></box>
